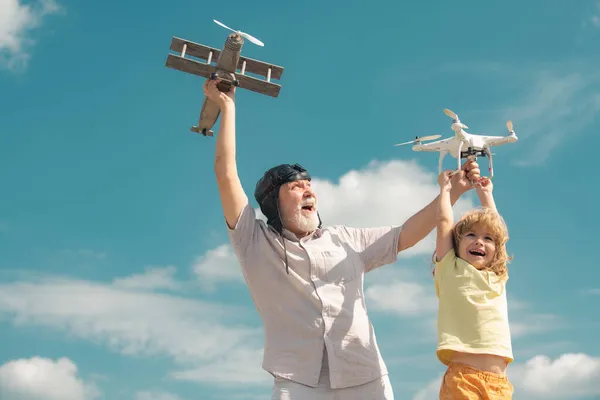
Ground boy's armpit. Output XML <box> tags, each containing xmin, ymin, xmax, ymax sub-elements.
<box><xmin>436</xmin><ymin>248</ymin><xmax>457</xmax><ymax>269</ymax></box>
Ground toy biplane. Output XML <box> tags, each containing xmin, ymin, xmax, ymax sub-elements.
<box><xmin>165</xmin><ymin>20</ymin><xmax>284</xmax><ymax>136</ymax></box>
<box><xmin>395</xmin><ymin>108</ymin><xmax>518</xmax><ymax>178</ymax></box>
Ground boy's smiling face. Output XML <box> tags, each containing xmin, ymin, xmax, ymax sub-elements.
<box><xmin>457</xmin><ymin>223</ymin><xmax>497</xmax><ymax>269</ymax></box>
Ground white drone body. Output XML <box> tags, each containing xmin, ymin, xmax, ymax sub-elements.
<box><xmin>395</xmin><ymin>109</ymin><xmax>518</xmax><ymax>178</ymax></box>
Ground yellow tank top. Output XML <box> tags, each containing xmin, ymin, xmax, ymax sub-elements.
<box><xmin>434</xmin><ymin>249</ymin><xmax>514</xmax><ymax>365</ymax></box>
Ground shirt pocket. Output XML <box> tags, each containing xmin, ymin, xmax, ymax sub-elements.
<box><xmin>319</xmin><ymin>248</ymin><xmax>364</xmax><ymax>284</ymax></box>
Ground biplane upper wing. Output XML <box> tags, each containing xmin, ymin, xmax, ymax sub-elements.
<box><xmin>166</xmin><ymin>37</ymin><xmax>284</xmax><ymax>97</ymax></box>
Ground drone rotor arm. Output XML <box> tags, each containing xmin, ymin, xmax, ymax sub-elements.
<box><xmin>393</xmin><ymin>134</ymin><xmax>441</xmax><ymax>147</ymax></box>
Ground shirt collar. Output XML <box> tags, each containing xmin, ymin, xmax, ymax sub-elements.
<box><xmin>281</xmin><ymin>227</ymin><xmax>322</xmax><ymax>242</ymax></box>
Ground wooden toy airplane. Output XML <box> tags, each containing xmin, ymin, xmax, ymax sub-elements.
<box><xmin>395</xmin><ymin>108</ymin><xmax>518</xmax><ymax>178</ymax></box>
<box><xmin>165</xmin><ymin>20</ymin><xmax>284</xmax><ymax>136</ymax></box>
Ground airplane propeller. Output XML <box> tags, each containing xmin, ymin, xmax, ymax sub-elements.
<box><xmin>394</xmin><ymin>134</ymin><xmax>441</xmax><ymax>146</ymax></box>
<box><xmin>214</xmin><ymin>19</ymin><xmax>265</xmax><ymax>47</ymax></box>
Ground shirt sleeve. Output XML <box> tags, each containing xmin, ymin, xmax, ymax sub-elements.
<box><xmin>341</xmin><ymin>225</ymin><xmax>403</xmax><ymax>273</ymax></box>
<box><xmin>226</xmin><ymin>200</ymin><xmax>260</xmax><ymax>256</ymax></box>
<box><xmin>434</xmin><ymin>248</ymin><xmax>457</xmax><ymax>297</ymax></box>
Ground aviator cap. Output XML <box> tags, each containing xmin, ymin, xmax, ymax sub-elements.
<box><xmin>254</xmin><ymin>163</ymin><xmax>312</xmax><ymax>232</ymax></box>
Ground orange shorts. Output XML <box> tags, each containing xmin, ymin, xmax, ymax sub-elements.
<box><xmin>439</xmin><ymin>362</ymin><xmax>513</xmax><ymax>399</ymax></box>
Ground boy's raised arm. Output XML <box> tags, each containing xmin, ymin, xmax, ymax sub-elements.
<box><xmin>435</xmin><ymin>171</ymin><xmax>455</xmax><ymax>261</ymax></box>
<box><xmin>205</xmin><ymin>79</ymin><xmax>248</xmax><ymax>229</ymax></box>
<box><xmin>475</xmin><ymin>178</ymin><xmax>496</xmax><ymax>212</ymax></box>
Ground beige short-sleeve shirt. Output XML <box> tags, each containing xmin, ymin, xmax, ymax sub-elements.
<box><xmin>227</xmin><ymin>201</ymin><xmax>403</xmax><ymax>389</ymax></box>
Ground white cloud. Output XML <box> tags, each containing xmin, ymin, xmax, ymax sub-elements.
<box><xmin>0</xmin><ymin>0</ymin><xmax>60</xmax><ymax>70</ymax></box>
<box><xmin>509</xmin><ymin>313</ymin><xmax>562</xmax><ymax>338</ymax></box>
<box><xmin>135</xmin><ymin>391</ymin><xmax>184</xmax><ymax>400</ymax></box>
<box><xmin>365</xmin><ymin>281</ymin><xmax>437</xmax><ymax>316</ymax></box>
<box><xmin>113</xmin><ymin>265</ymin><xmax>181</xmax><ymax>291</ymax></box>
<box><xmin>493</xmin><ymin>70</ymin><xmax>600</xmax><ymax>167</ymax></box>
<box><xmin>192</xmin><ymin>244</ymin><xmax>244</xmax><ymax>289</ymax></box>
<box><xmin>590</xmin><ymin>1</ymin><xmax>600</xmax><ymax>28</ymax></box>
<box><xmin>0</xmin><ymin>276</ymin><xmax>265</xmax><ymax>385</ymax></box>
<box><xmin>581</xmin><ymin>288</ymin><xmax>600</xmax><ymax>296</ymax></box>
<box><xmin>510</xmin><ymin>353</ymin><xmax>600</xmax><ymax>399</ymax></box>
<box><xmin>170</xmin><ymin>347</ymin><xmax>271</xmax><ymax>386</ymax></box>
<box><xmin>0</xmin><ymin>356</ymin><xmax>100</xmax><ymax>400</ymax></box>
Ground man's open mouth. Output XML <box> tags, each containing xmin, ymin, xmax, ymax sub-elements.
<box><xmin>301</xmin><ymin>205</ymin><xmax>315</xmax><ymax>212</ymax></box>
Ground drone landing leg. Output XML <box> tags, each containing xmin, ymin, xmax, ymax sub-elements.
<box><xmin>485</xmin><ymin>148</ymin><xmax>494</xmax><ymax>179</ymax></box>
<box><xmin>438</xmin><ymin>151</ymin><xmax>447</xmax><ymax>175</ymax></box>
<box><xmin>455</xmin><ymin>142</ymin><xmax>464</xmax><ymax>174</ymax></box>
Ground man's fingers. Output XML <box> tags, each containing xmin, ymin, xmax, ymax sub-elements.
<box><xmin>462</xmin><ymin>159</ymin><xmax>475</xmax><ymax>169</ymax></box>
<box><xmin>467</xmin><ymin>167</ymin><xmax>481</xmax><ymax>178</ymax></box>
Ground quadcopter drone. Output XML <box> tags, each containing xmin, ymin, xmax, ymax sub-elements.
<box><xmin>395</xmin><ymin>108</ymin><xmax>518</xmax><ymax>178</ymax></box>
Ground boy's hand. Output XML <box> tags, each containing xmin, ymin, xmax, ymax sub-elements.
<box><xmin>438</xmin><ymin>170</ymin><xmax>453</xmax><ymax>190</ymax></box>
<box><xmin>475</xmin><ymin>177</ymin><xmax>493</xmax><ymax>194</ymax></box>
<box><xmin>203</xmin><ymin>79</ymin><xmax>235</xmax><ymax>109</ymax></box>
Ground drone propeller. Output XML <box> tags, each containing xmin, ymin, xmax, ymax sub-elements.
<box><xmin>214</xmin><ymin>19</ymin><xmax>264</xmax><ymax>47</ymax></box>
<box><xmin>443</xmin><ymin>108</ymin><xmax>468</xmax><ymax>129</ymax></box>
<box><xmin>394</xmin><ymin>134</ymin><xmax>441</xmax><ymax>146</ymax></box>
<box><xmin>444</xmin><ymin>108</ymin><xmax>458</xmax><ymax>120</ymax></box>
<box><xmin>506</xmin><ymin>120</ymin><xmax>513</xmax><ymax>132</ymax></box>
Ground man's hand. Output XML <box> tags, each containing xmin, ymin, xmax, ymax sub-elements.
<box><xmin>450</xmin><ymin>159</ymin><xmax>481</xmax><ymax>198</ymax></box>
<box><xmin>204</xmin><ymin>79</ymin><xmax>235</xmax><ymax>110</ymax></box>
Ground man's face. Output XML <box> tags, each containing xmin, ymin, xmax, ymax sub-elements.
<box><xmin>278</xmin><ymin>179</ymin><xmax>319</xmax><ymax>236</ymax></box>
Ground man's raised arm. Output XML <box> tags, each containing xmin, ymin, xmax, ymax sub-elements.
<box><xmin>204</xmin><ymin>79</ymin><xmax>248</xmax><ymax>229</ymax></box>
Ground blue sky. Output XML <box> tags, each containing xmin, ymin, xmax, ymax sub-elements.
<box><xmin>1</xmin><ymin>0</ymin><xmax>600</xmax><ymax>399</ymax></box>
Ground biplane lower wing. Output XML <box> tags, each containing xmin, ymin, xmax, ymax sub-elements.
<box><xmin>236</xmin><ymin>74</ymin><xmax>281</xmax><ymax>97</ymax></box>
<box><xmin>165</xmin><ymin>54</ymin><xmax>217</xmax><ymax>79</ymax></box>
<box><xmin>166</xmin><ymin>53</ymin><xmax>281</xmax><ymax>97</ymax></box>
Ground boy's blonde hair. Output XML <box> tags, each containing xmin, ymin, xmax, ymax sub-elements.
<box><xmin>453</xmin><ymin>207</ymin><xmax>512</xmax><ymax>278</ymax></box>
